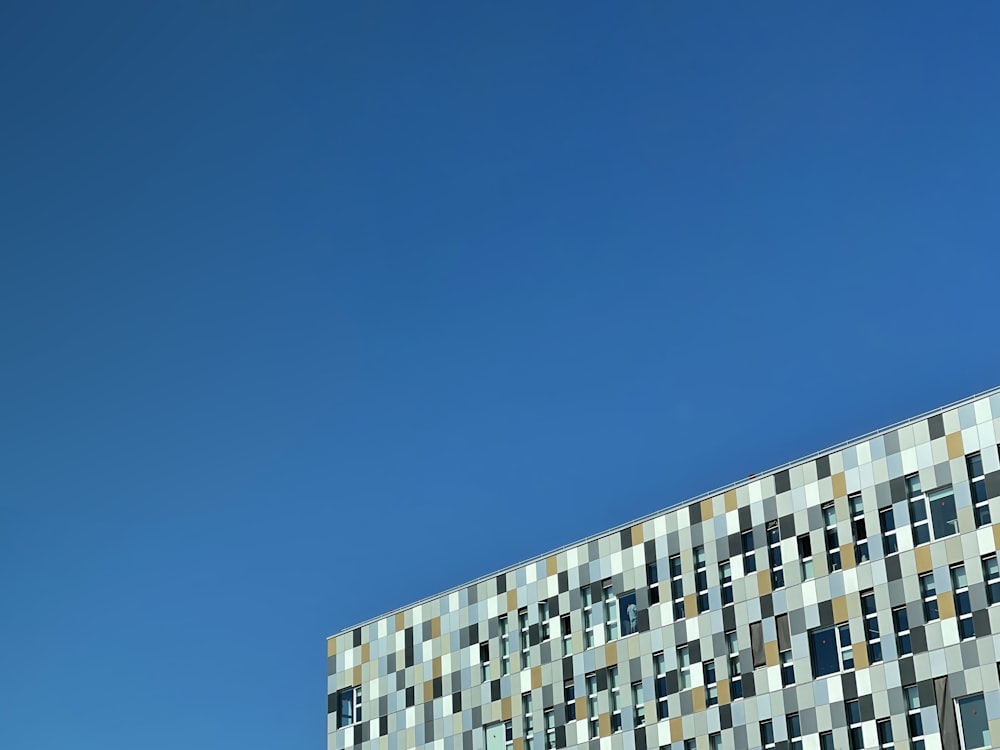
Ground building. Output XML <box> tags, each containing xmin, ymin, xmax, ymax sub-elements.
<box><xmin>327</xmin><ymin>387</ymin><xmax>1000</xmax><ymax>750</ymax></box>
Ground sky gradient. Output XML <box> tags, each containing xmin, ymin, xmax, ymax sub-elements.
<box><xmin>2</xmin><ymin>3</ymin><xmax>1000</xmax><ymax>749</ymax></box>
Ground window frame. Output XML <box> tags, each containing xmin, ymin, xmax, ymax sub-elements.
<box><xmin>849</xmin><ymin>493</ymin><xmax>869</xmax><ymax>564</ymax></box>
<box><xmin>879</xmin><ymin>507</ymin><xmax>898</xmax><ymax>555</ymax></box>
<box><xmin>968</xmin><ymin>452</ymin><xmax>991</xmax><ymax>527</ymax></box>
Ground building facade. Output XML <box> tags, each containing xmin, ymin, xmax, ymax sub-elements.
<box><xmin>327</xmin><ymin>388</ymin><xmax>1000</xmax><ymax>750</ymax></box>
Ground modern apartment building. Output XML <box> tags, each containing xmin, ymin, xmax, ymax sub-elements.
<box><xmin>327</xmin><ymin>387</ymin><xmax>1000</xmax><ymax>750</ymax></box>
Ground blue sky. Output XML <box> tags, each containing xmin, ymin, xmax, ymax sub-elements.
<box><xmin>2</xmin><ymin>3</ymin><xmax>999</xmax><ymax>748</ymax></box>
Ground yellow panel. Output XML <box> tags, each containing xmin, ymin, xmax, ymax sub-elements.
<box><xmin>532</xmin><ymin>667</ymin><xmax>542</xmax><ymax>690</ymax></box>
<box><xmin>353</xmin><ymin>665</ymin><xmax>361</xmax><ymax>685</ymax></box>
<box><xmin>947</xmin><ymin>432</ymin><xmax>965</xmax><ymax>460</ymax></box>
<box><xmin>433</xmin><ymin>657</ymin><xmax>442</xmax><ymax>678</ymax></box>
<box><xmin>605</xmin><ymin>642</ymin><xmax>617</xmax><ymax>666</ymax></box>
<box><xmin>395</xmin><ymin>611</ymin><xmax>406</xmax><ymax>632</ymax></box>
<box><xmin>758</xmin><ymin>570</ymin><xmax>772</xmax><ymax>596</ymax></box>
<box><xmin>501</xmin><ymin>697</ymin><xmax>512</xmax><ymax>720</ymax></box>
<box><xmin>362</xmin><ymin>643</ymin><xmax>370</xmax><ymax>663</ymax></box>
<box><xmin>599</xmin><ymin>713</ymin><xmax>611</xmax><ymax>737</ymax></box>
<box><xmin>327</xmin><ymin>638</ymin><xmax>337</xmax><ymax>657</ymax></box>
<box><xmin>424</xmin><ymin>681</ymin><xmax>434</xmax><ymax>702</ymax></box>
<box><xmin>669</xmin><ymin>717</ymin><xmax>683</xmax><ymax>741</ymax></box>
<box><xmin>832</xmin><ymin>472</ymin><xmax>847</xmax><ymax>498</ymax></box>
<box><xmin>832</xmin><ymin>595</ymin><xmax>848</xmax><ymax>623</ymax></box>
<box><xmin>840</xmin><ymin>543</ymin><xmax>856</xmax><ymax>570</ymax></box>
<box><xmin>692</xmin><ymin>686</ymin><xmax>705</xmax><ymax>712</ymax></box>
<box><xmin>685</xmin><ymin>593</ymin><xmax>698</xmax><ymax>614</ymax></box>
<box><xmin>507</xmin><ymin>589</ymin><xmax>518</xmax><ymax>612</ymax></box>
<box><xmin>852</xmin><ymin>642</ymin><xmax>869</xmax><ymax>670</ymax></box>
<box><xmin>701</xmin><ymin>498</ymin><xmax>714</xmax><ymax>520</ymax></box>
<box><xmin>431</xmin><ymin>617</ymin><xmax>441</xmax><ymax>638</ymax></box>
<box><xmin>631</xmin><ymin>524</ymin><xmax>644</xmax><ymax>544</ymax></box>
<box><xmin>765</xmin><ymin>641</ymin><xmax>779</xmax><ymax>667</ymax></box>
<box><xmin>718</xmin><ymin>678</ymin><xmax>731</xmax><ymax>705</ymax></box>
<box><xmin>576</xmin><ymin>697</ymin><xmax>588</xmax><ymax>719</ymax></box>
<box><xmin>914</xmin><ymin>545</ymin><xmax>933</xmax><ymax>573</ymax></box>
<box><xmin>514</xmin><ymin>739</ymin><xmax>524</xmax><ymax>750</ymax></box>
<box><xmin>938</xmin><ymin>593</ymin><xmax>956</xmax><ymax>619</ymax></box>
<box><xmin>725</xmin><ymin>489</ymin><xmax>738</xmax><ymax>512</ymax></box>
<box><xmin>546</xmin><ymin>555</ymin><xmax>558</xmax><ymax>576</ymax></box>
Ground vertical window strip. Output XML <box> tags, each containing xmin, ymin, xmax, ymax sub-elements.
<box><xmin>893</xmin><ymin>606</ymin><xmax>911</xmax><ymax>655</ymax></box>
<box><xmin>849</xmin><ymin>494</ymin><xmax>869</xmax><ymax>564</ymax></box>
<box><xmin>862</xmin><ymin>590</ymin><xmax>882</xmax><ymax>663</ymax></box>
<box><xmin>951</xmin><ymin>564</ymin><xmax>974</xmax><ymax>639</ymax></box>
<box><xmin>670</xmin><ymin>554</ymin><xmax>685</xmax><ymax>620</ymax></box>
<box><xmin>767</xmin><ymin>520</ymin><xmax>784</xmax><ymax>588</ymax></box>
<box><xmin>879</xmin><ymin>508</ymin><xmax>898</xmax><ymax>555</ymax></box>
<box><xmin>968</xmin><ymin>452</ymin><xmax>991</xmax><ymax>527</ymax></box>
<box><xmin>907</xmin><ymin>474</ymin><xmax>930</xmax><ymax>545</ymax></box>
<box><xmin>823</xmin><ymin>502</ymin><xmax>841</xmax><ymax>571</ymax></box>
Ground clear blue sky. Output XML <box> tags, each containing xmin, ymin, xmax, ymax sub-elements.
<box><xmin>2</xmin><ymin>3</ymin><xmax>999</xmax><ymax>748</ymax></box>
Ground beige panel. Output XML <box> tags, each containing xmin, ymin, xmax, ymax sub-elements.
<box><xmin>670</xmin><ymin>717</ymin><xmax>683</xmax><ymax>741</ymax></box>
<box><xmin>507</xmin><ymin>589</ymin><xmax>518</xmax><ymax>612</ymax></box>
<box><xmin>599</xmin><ymin>713</ymin><xmax>611</xmax><ymax>737</ymax></box>
<box><xmin>914</xmin><ymin>545</ymin><xmax>933</xmax><ymax>573</ymax></box>
<box><xmin>395</xmin><ymin>611</ymin><xmax>406</xmax><ymax>631</ymax></box>
<box><xmin>327</xmin><ymin>639</ymin><xmax>337</xmax><ymax>657</ymax></box>
<box><xmin>993</xmin><ymin>523</ymin><xmax>1000</xmax><ymax>551</ymax></box>
<box><xmin>832</xmin><ymin>472</ymin><xmax>847</xmax><ymax>498</ymax></box>
<box><xmin>692</xmin><ymin>686</ymin><xmax>705</xmax><ymax>712</ymax></box>
<box><xmin>424</xmin><ymin>681</ymin><xmax>434</xmax><ymax>702</ymax></box>
<box><xmin>631</xmin><ymin>524</ymin><xmax>644</xmax><ymax>544</ymax></box>
<box><xmin>725</xmin><ymin>490</ymin><xmax>738</xmax><ymax>512</ymax></box>
<box><xmin>938</xmin><ymin>593</ymin><xmax>956</xmax><ymax>619</ymax></box>
<box><xmin>532</xmin><ymin>667</ymin><xmax>542</xmax><ymax>689</ymax></box>
<box><xmin>501</xmin><ymin>697</ymin><xmax>512</xmax><ymax>720</ymax></box>
<box><xmin>947</xmin><ymin>432</ymin><xmax>965</xmax><ymax>460</ymax></box>
<box><xmin>758</xmin><ymin>570</ymin><xmax>772</xmax><ymax>596</ymax></box>
<box><xmin>546</xmin><ymin>555</ymin><xmax>558</xmax><ymax>576</ymax></box>
<box><xmin>718</xmin><ymin>678</ymin><xmax>731</xmax><ymax>705</ymax></box>
<box><xmin>832</xmin><ymin>595</ymin><xmax>848</xmax><ymax>623</ymax></box>
<box><xmin>605</xmin><ymin>642</ymin><xmax>617</xmax><ymax>666</ymax></box>
<box><xmin>841</xmin><ymin>543</ymin><xmax>856</xmax><ymax>570</ymax></box>
<box><xmin>433</xmin><ymin>657</ymin><xmax>442</xmax><ymax>678</ymax></box>
<box><xmin>701</xmin><ymin>498</ymin><xmax>714</xmax><ymax>521</ymax></box>
<box><xmin>362</xmin><ymin>642</ymin><xmax>370</xmax><ymax>663</ymax></box>
<box><xmin>431</xmin><ymin>617</ymin><xmax>441</xmax><ymax>639</ymax></box>
<box><xmin>852</xmin><ymin>643</ymin><xmax>869</xmax><ymax>670</ymax></box>
<box><xmin>352</xmin><ymin>665</ymin><xmax>361</xmax><ymax>685</ymax></box>
<box><xmin>764</xmin><ymin>641</ymin><xmax>779</xmax><ymax>667</ymax></box>
<box><xmin>685</xmin><ymin>593</ymin><xmax>698</xmax><ymax>614</ymax></box>
<box><xmin>576</xmin><ymin>697</ymin><xmax>588</xmax><ymax>719</ymax></box>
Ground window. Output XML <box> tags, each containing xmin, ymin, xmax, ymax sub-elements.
<box><xmin>603</xmin><ymin>582</ymin><xmax>618</xmax><ymax>642</ymax></box>
<box><xmin>952</xmin><ymin>564</ymin><xmax>974</xmax><ymax>639</ymax></box>
<box><xmin>695</xmin><ymin>546</ymin><xmax>709</xmax><ymax>612</ymax></box>
<box><xmin>957</xmin><ymin>692</ymin><xmax>991</xmax><ymax>749</ymax></box>
<box><xmin>631</xmin><ymin>681</ymin><xmax>644</xmax><ymax>726</ymax></box>
<box><xmin>504</xmin><ymin>720</ymin><xmax>513</xmax><ymax>750</ymax></box>
<box><xmin>726</xmin><ymin>631</ymin><xmax>743</xmax><ymax>699</ymax></box>
<box><xmin>968</xmin><ymin>452</ymin><xmax>991</xmax><ymax>527</ymax></box>
<box><xmin>819</xmin><ymin>731</ymin><xmax>835</xmax><ymax>750</ymax></box>
<box><xmin>905</xmin><ymin>685</ymin><xmax>924</xmax><ymax>750</ymax></box>
<box><xmin>920</xmin><ymin>572</ymin><xmax>939</xmax><ymax>621</ymax></box>
<box><xmin>847</xmin><ymin>699</ymin><xmax>863</xmax><ymax>750</ymax></box>
<box><xmin>798</xmin><ymin>534</ymin><xmax>814</xmax><ymax>579</ymax></box>
<box><xmin>787</xmin><ymin>713</ymin><xmax>802</xmax><ymax>750</ymax></box>
<box><xmin>560</xmin><ymin>614</ymin><xmax>572</xmax><ymax>656</ymax></box>
<box><xmin>670</xmin><ymin>554</ymin><xmax>685</xmax><ymax>619</ymax></box>
<box><xmin>880</xmin><ymin>508</ymin><xmax>898</xmax><ymax>555</ymax></box>
<box><xmin>767</xmin><ymin>520</ymin><xmax>784</xmax><ymax>588</ymax></box>
<box><xmin>582</xmin><ymin>588</ymin><xmax>594</xmax><ymax>648</ymax></box>
<box><xmin>522</xmin><ymin>693</ymin><xmax>534</xmax><ymax>750</ymax></box>
<box><xmin>704</xmin><ymin>661</ymin><xmax>718</xmax><ymax>706</ymax></box>
<box><xmin>984</xmin><ymin>554</ymin><xmax>1000</xmax><ymax>605</ymax></box>
<box><xmin>760</xmin><ymin>719</ymin><xmax>775</xmax><ymax>750</ymax></box>
<box><xmin>823</xmin><ymin>502</ymin><xmax>841</xmax><ymax>571</ymax></box>
<box><xmin>586</xmin><ymin>672</ymin><xmax>598</xmax><ymax>738</ymax></box>
<box><xmin>893</xmin><ymin>606</ymin><xmax>911</xmax><ymax>655</ymax></box>
<box><xmin>684</xmin><ymin>741</ymin><xmax>696</xmax><ymax>750</ymax></box>
<box><xmin>741</xmin><ymin>530</ymin><xmax>756</xmax><ymax>572</ymax></box>
<box><xmin>719</xmin><ymin>560</ymin><xmax>733</xmax><ymax>605</ymax></box>
<box><xmin>499</xmin><ymin>616</ymin><xmax>510</xmax><ymax>675</ymax></box>
<box><xmin>750</xmin><ymin>620</ymin><xmax>765</xmax><ymax>669</ymax></box>
<box><xmin>677</xmin><ymin>645</ymin><xmax>691</xmax><ymax>690</ymax></box>
<box><xmin>619</xmin><ymin>590</ymin><xmax>638</xmax><ymax>637</ymax></box>
<box><xmin>336</xmin><ymin>685</ymin><xmax>361</xmax><ymax>728</ymax></box>
<box><xmin>862</xmin><ymin>590</ymin><xmax>882</xmax><ymax>663</ymax></box>
<box><xmin>538</xmin><ymin>602</ymin><xmax>550</xmax><ymax>641</ymax></box>
<box><xmin>609</xmin><ymin>666</ymin><xmax>621</xmax><ymax>732</ymax></box>
<box><xmin>907</xmin><ymin>474</ymin><xmax>930</xmax><ymax>545</ymax></box>
<box><xmin>519</xmin><ymin>608</ymin><xmax>530</xmax><ymax>667</ymax></box>
<box><xmin>564</xmin><ymin>680</ymin><xmax>575</xmax><ymax>720</ymax></box>
<box><xmin>653</xmin><ymin>651</ymin><xmax>668</xmax><ymax>719</ymax></box>
<box><xmin>850</xmin><ymin>494</ymin><xmax>869</xmax><ymax>564</ymax></box>
<box><xmin>647</xmin><ymin>562</ymin><xmax>660</xmax><ymax>604</ymax></box>
<box><xmin>709</xmin><ymin>733</ymin><xmax>722</xmax><ymax>750</ymax></box>
<box><xmin>809</xmin><ymin>623</ymin><xmax>853</xmax><ymax>676</ymax></box>
<box><xmin>929</xmin><ymin>486</ymin><xmax>958</xmax><ymax>539</ymax></box>
<box><xmin>877</xmin><ymin>718</ymin><xmax>894</xmax><ymax>750</ymax></box>
<box><xmin>543</xmin><ymin>709</ymin><xmax>555</xmax><ymax>750</ymax></box>
<box><xmin>480</xmin><ymin>642</ymin><xmax>491</xmax><ymax>682</ymax></box>
<box><xmin>780</xmin><ymin>648</ymin><xmax>795</xmax><ymax>686</ymax></box>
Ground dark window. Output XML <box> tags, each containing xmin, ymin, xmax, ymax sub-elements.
<box><xmin>810</xmin><ymin>626</ymin><xmax>840</xmax><ymax>677</ymax></box>
<box><xmin>958</xmin><ymin>693</ymin><xmax>991</xmax><ymax>749</ymax></box>
<box><xmin>929</xmin><ymin>486</ymin><xmax>958</xmax><ymax>539</ymax></box>
<box><xmin>750</xmin><ymin>621</ymin><xmax>765</xmax><ymax>668</ymax></box>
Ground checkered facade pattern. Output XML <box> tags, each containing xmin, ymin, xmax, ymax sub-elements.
<box><xmin>328</xmin><ymin>388</ymin><xmax>1000</xmax><ymax>750</ymax></box>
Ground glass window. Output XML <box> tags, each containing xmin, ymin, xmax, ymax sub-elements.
<box><xmin>603</xmin><ymin>583</ymin><xmax>618</xmax><ymax>642</ymax></box>
<box><xmin>709</xmin><ymin>733</ymin><xmax>722</xmax><ymax>750</ymax></box>
<box><xmin>810</xmin><ymin>624</ymin><xmax>852</xmax><ymax>676</ymax></box>
<box><xmin>907</xmin><ymin>474</ymin><xmax>930</xmax><ymax>545</ymax></box>
<box><xmin>929</xmin><ymin>486</ymin><xmax>958</xmax><ymax>538</ymax></box>
<box><xmin>564</xmin><ymin>679</ymin><xmax>575</xmax><ymax>720</ymax></box>
<box><xmin>952</xmin><ymin>564</ymin><xmax>974</xmax><ymax>639</ymax></box>
<box><xmin>619</xmin><ymin>591</ymin><xmax>638</xmax><ymax>637</ymax></box>
<box><xmin>984</xmin><ymin>554</ymin><xmax>1000</xmax><ymax>605</ymax></box>
<box><xmin>741</xmin><ymin>530</ymin><xmax>756</xmax><ymax>572</ymax></box>
<box><xmin>920</xmin><ymin>572</ymin><xmax>939</xmax><ymax>621</ymax></box>
<box><xmin>653</xmin><ymin>651</ymin><xmax>668</xmax><ymax>719</ymax></box>
<box><xmin>958</xmin><ymin>693</ymin><xmax>991</xmax><ymax>749</ymax></box>
<box><xmin>787</xmin><ymin>713</ymin><xmax>802</xmax><ymax>750</ymax></box>
<box><xmin>968</xmin><ymin>452</ymin><xmax>991</xmax><ymax>527</ymax></box>
<box><xmin>880</xmin><ymin>508</ymin><xmax>898</xmax><ymax>555</ymax></box>
<box><xmin>719</xmin><ymin>560</ymin><xmax>733</xmax><ymax>605</ymax></box>
<box><xmin>760</xmin><ymin>719</ymin><xmax>775</xmax><ymax>749</ymax></box>
<box><xmin>819</xmin><ymin>732</ymin><xmax>834</xmax><ymax>750</ymax></box>
<box><xmin>799</xmin><ymin>534</ymin><xmax>814</xmax><ymax>579</ymax></box>
<box><xmin>893</xmin><ymin>606</ymin><xmax>911</xmax><ymax>655</ymax></box>
<box><xmin>677</xmin><ymin>645</ymin><xmax>691</xmax><ymax>689</ymax></box>
<box><xmin>631</xmin><ymin>681</ymin><xmax>644</xmax><ymax>726</ymax></box>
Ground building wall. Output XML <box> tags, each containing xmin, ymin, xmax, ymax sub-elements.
<box><xmin>327</xmin><ymin>388</ymin><xmax>1000</xmax><ymax>750</ymax></box>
